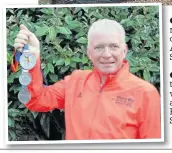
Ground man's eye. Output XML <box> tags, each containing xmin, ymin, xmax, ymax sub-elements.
<box><xmin>110</xmin><ymin>45</ymin><xmax>118</xmax><ymax>49</ymax></box>
<box><xmin>110</xmin><ymin>45</ymin><xmax>118</xmax><ymax>48</ymax></box>
<box><xmin>95</xmin><ymin>46</ymin><xmax>104</xmax><ymax>50</ymax></box>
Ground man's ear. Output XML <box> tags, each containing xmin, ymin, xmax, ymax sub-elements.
<box><xmin>123</xmin><ymin>44</ymin><xmax>128</xmax><ymax>59</ymax></box>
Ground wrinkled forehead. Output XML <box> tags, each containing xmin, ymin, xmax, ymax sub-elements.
<box><xmin>89</xmin><ymin>31</ymin><xmax>124</xmax><ymax>47</ymax></box>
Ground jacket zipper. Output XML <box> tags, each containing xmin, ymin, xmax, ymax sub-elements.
<box><xmin>99</xmin><ymin>77</ymin><xmax>110</xmax><ymax>92</ymax></box>
<box><xmin>88</xmin><ymin>77</ymin><xmax>110</xmax><ymax>138</ymax></box>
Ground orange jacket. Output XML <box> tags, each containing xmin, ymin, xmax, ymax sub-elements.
<box><xmin>25</xmin><ymin>58</ymin><xmax>161</xmax><ymax>140</ymax></box>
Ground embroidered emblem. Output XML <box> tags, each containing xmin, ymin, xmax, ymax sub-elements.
<box><xmin>77</xmin><ymin>92</ymin><xmax>82</xmax><ymax>98</ymax></box>
<box><xmin>113</xmin><ymin>96</ymin><xmax>134</xmax><ymax>107</ymax></box>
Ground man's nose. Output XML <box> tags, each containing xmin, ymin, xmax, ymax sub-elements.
<box><xmin>102</xmin><ymin>47</ymin><xmax>111</xmax><ymax>58</ymax></box>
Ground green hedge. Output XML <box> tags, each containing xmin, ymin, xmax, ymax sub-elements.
<box><xmin>7</xmin><ymin>6</ymin><xmax>160</xmax><ymax>141</ymax></box>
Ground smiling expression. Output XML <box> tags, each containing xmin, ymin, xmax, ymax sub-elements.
<box><xmin>87</xmin><ymin>31</ymin><xmax>128</xmax><ymax>75</ymax></box>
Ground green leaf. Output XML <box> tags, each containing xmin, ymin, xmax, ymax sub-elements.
<box><xmin>9</xmin><ymin>130</ymin><xmax>16</xmax><ymax>141</ymax></box>
<box><xmin>55</xmin><ymin>59</ymin><xmax>65</xmax><ymax>66</ymax></box>
<box><xmin>8</xmin><ymin>117</ymin><xmax>15</xmax><ymax>127</ymax></box>
<box><xmin>7</xmin><ymin>38</ymin><xmax>14</xmax><ymax>46</ymax></box>
<box><xmin>82</xmin><ymin>56</ymin><xmax>88</xmax><ymax>64</ymax></box>
<box><xmin>27</xmin><ymin>113</ymin><xmax>35</xmax><ymax>125</ymax></box>
<box><xmin>17</xmin><ymin>10</ymin><xmax>23</xmax><ymax>18</ymax></box>
<box><xmin>67</xmin><ymin>20</ymin><xmax>81</xmax><ymax>29</ymax></box>
<box><xmin>141</xmin><ymin>57</ymin><xmax>151</xmax><ymax>63</ymax></box>
<box><xmin>65</xmin><ymin>58</ymin><xmax>70</xmax><ymax>66</ymax></box>
<box><xmin>57</xmin><ymin>26</ymin><xmax>72</xmax><ymax>35</ymax></box>
<box><xmin>60</xmin><ymin>66</ymin><xmax>69</xmax><ymax>74</ymax></box>
<box><xmin>65</xmin><ymin>15</ymin><xmax>73</xmax><ymax>23</ymax></box>
<box><xmin>8</xmin><ymin>76</ymin><xmax>14</xmax><ymax>84</ymax></box>
<box><xmin>41</xmin><ymin>8</ymin><xmax>54</xmax><ymax>15</ymax></box>
<box><xmin>143</xmin><ymin>70</ymin><xmax>151</xmax><ymax>82</ymax></box>
<box><xmin>35</xmin><ymin>26</ymin><xmax>49</xmax><ymax>37</ymax></box>
<box><xmin>44</xmin><ymin>66</ymin><xmax>49</xmax><ymax>76</ymax></box>
<box><xmin>18</xmin><ymin>104</ymin><xmax>25</xmax><ymax>108</ymax></box>
<box><xmin>135</xmin><ymin>15</ymin><xmax>145</xmax><ymax>26</ymax></box>
<box><xmin>31</xmin><ymin>112</ymin><xmax>39</xmax><ymax>119</ymax></box>
<box><xmin>8</xmin><ymin>108</ymin><xmax>22</xmax><ymax>117</ymax></box>
<box><xmin>149</xmin><ymin>51</ymin><xmax>159</xmax><ymax>58</ymax></box>
<box><xmin>8</xmin><ymin>101</ymin><xmax>13</xmax><ymax>107</ymax></box>
<box><xmin>9</xmin><ymin>84</ymin><xmax>21</xmax><ymax>94</ymax></box>
<box><xmin>48</xmin><ymin>27</ymin><xmax>56</xmax><ymax>42</ymax></box>
<box><xmin>130</xmin><ymin>67</ymin><xmax>142</xmax><ymax>73</ymax></box>
<box><xmin>71</xmin><ymin>57</ymin><xmax>82</xmax><ymax>63</ymax></box>
<box><xmin>145</xmin><ymin>37</ymin><xmax>154</xmax><ymax>47</ymax></box>
<box><xmin>41</xmin><ymin>63</ymin><xmax>46</xmax><ymax>69</ymax></box>
<box><xmin>76</xmin><ymin>37</ymin><xmax>87</xmax><ymax>44</ymax></box>
<box><xmin>126</xmin><ymin>56</ymin><xmax>138</xmax><ymax>67</ymax></box>
<box><xmin>40</xmin><ymin>113</ymin><xmax>50</xmax><ymax>138</ymax></box>
<box><xmin>75</xmin><ymin>31</ymin><xmax>85</xmax><ymax>39</ymax></box>
<box><xmin>23</xmin><ymin>109</ymin><xmax>29</xmax><ymax>114</ymax></box>
<box><xmin>125</xmin><ymin>36</ymin><xmax>130</xmax><ymax>42</ymax></box>
<box><xmin>7</xmin><ymin>52</ymin><xmax>12</xmax><ymax>63</ymax></box>
<box><xmin>49</xmin><ymin>74</ymin><xmax>58</xmax><ymax>82</ymax></box>
<box><xmin>74</xmin><ymin>7</ymin><xmax>82</xmax><ymax>14</ymax></box>
<box><xmin>83</xmin><ymin>8</ymin><xmax>89</xmax><ymax>13</ymax></box>
<box><xmin>70</xmin><ymin>62</ymin><xmax>76</xmax><ymax>68</ymax></box>
<box><xmin>48</xmin><ymin>63</ymin><xmax>54</xmax><ymax>73</ymax></box>
<box><xmin>7</xmin><ymin>8</ymin><xmax>14</xmax><ymax>14</ymax></box>
<box><xmin>148</xmin><ymin>64</ymin><xmax>160</xmax><ymax>72</ymax></box>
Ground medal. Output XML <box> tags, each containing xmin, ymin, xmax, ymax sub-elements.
<box><xmin>13</xmin><ymin>44</ymin><xmax>37</xmax><ymax>103</ymax></box>
<box><xmin>18</xmin><ymin>87</ymin><xmax>31</xmax><ymax>104</ymax></box>
<box><xmin>19</xmin><ymin>52</ymin><xmax>36</xmax><ymax>70</ymax></box>
<box><xmin>18</xmin><ymin>44</ymin><xmax>33</xmax><ymax>103</ymax></box>
<box><xmin>19</xmin><ymin>70</ymin><xmax>32</xmax><ymax>86</ymax></box>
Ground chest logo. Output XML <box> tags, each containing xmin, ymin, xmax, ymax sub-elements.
<box><xmin>77</xmin><ymin>92</ymin><xmax>82</xmax><ymax>98</ymax></box>
<box><xmin>113</xmin><ymin>96</ymin><xmax>134</xmax><ymax>107</ymax></box>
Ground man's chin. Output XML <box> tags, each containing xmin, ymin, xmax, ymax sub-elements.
<box><xmin>99</xmin><ymin>69</ymin><xmax>117</xmax><ymax>75</ymax></box>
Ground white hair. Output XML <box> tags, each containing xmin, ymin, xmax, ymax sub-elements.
<box><xmin>87</xmin><ymin>19</ymin><xmax>126</xmax><ymax>47</ymax></box>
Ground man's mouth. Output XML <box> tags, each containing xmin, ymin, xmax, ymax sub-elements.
<box><xmin>100</xmin><ymin>62</ymin><xmax>115</xmax><ymax>64</ymax></box>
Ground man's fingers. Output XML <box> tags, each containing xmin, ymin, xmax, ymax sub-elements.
<box><xmin>14</xmin><ymin>24</ymin><xmax>40</xmax><ymax>50</ymax></box>
<box><xmin>17</xmin><ymin>33</ymin><xmax>29</xmax><ymax>41</ymax></box>
<box><xmin>20</xmin><ymin>24</ymin><xmax>29</xmax><ymax>31</ymax></box>
<box><xmin>14</xmin><ymin>43</ymin><xmax>24</xmax><ymax>50</ymax></box>
<box><xmin>19</xmin><ymin>29</ymin><xmax>32</xmax><ymax>38</ymax></box>
<box><xmin>15</xmin><ymin>38</ymin><xmax>27</xmax><ymax>44</ymax></box>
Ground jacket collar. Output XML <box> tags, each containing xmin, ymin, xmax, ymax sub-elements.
<box><xmin>92</xmin><ymin>60</ymin><xmax>130</xmax><ymax>87</ymax></box>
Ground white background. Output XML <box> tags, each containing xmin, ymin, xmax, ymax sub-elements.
<box><xmin>0</xmin><ymin>0</ymin><xmax>172</xmax><ymax>150</ymax></box>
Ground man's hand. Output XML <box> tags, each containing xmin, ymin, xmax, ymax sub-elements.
<box><xmin>14</xmin><ymin>24</ymin><xmax>40</xmax><ymax>58</ymax></box>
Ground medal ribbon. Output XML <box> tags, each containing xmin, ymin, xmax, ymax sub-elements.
<box><xmin>11</xmin><ymin>44</ymin><xmax>29</xmax><ymax>72</ymax></box>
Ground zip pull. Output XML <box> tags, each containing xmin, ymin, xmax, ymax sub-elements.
<box><xmin>99</xmin><ymin>83</ymin><xmax>103</xmax><ymax>93</ymax></box>
<box><xmin>99</xmin><ymin>76</ymin><xmax>111</xmax><ymax>93</ymax></box>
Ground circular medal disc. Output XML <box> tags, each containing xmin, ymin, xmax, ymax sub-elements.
<box><xmin>18</xmin><ymin>88</ymin><xmax>31</xmax><ymax>104</ymax></box>
<box><xmin>19</xmin><ymin>72</ymin><xmax>32</xmax><ymax>86</ymax></box>
<box><xmin>19</xmin><ymin>53</ymin><xmax>36</xmax><ymax>70</ymax></box>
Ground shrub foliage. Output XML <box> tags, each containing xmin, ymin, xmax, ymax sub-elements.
<box><xmin>7</xmin><ymin>6</ymin><xmax>160</xmax><ymax>140</ymax></box>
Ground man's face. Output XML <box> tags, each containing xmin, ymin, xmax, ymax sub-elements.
<box><xmin>87</xmin><ymin>32</ymin><xmax>127</xmax><ymax>75</ymax></box>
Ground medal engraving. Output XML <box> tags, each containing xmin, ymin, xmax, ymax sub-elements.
<box><xmin>19</xmin><ymin>53</ymin><xmax>36</xmax><ymax>70</ymax></box>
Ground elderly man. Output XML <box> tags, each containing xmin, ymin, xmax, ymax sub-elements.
<box><xmin>14</xmin><ymin>19</ymin><xmax>161</xmax><ymax>140</ymax></box>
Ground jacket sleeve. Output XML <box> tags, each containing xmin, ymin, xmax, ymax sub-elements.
<box><xmin>24</xmin><ymin>55</ymin><xmax>70</xmax><ymax>112</ymax></box>
<box><xmin>138</xmin><ymin>88</ymin><xmax>161</xmax><ymax>139</ymax></box>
